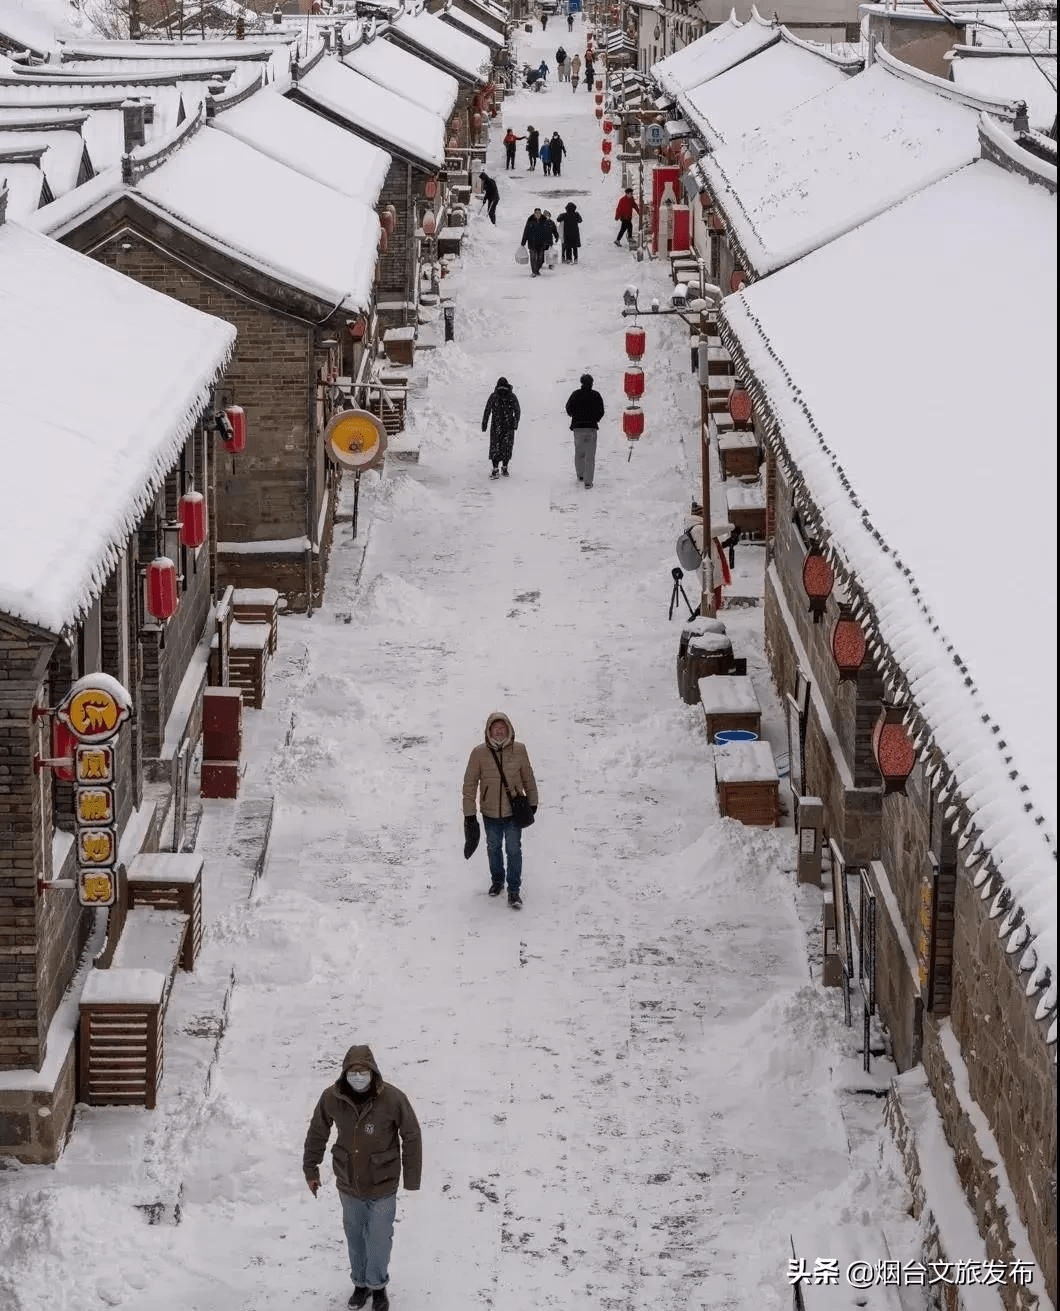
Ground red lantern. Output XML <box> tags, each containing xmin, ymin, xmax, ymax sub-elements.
<box><xmin>730</xmin><ymin>269</ymin><xmax>746</xmax><ymax>293</ymax></box>
<box><xmin>623</xmin><ymin>366</ymin><xmax>644</xmax><ymax>399</ymax></box>
<box><xmin>349</xmin><ymin>316</ymin><xmax>367</xmax><ymax>340</ymax></box>
<box><xmin>728</xmin><ymin>382</ymin><xmax>752</xmax><ymax>427</ymax></box>
<box><xmin>424</xmin><ymin>176</ymin><xmax>439</xmax><ymax>199</ymax></box>
<box><xmin>872</xmin><ymin>705</ymin><xmax>916</xmax><ymax>794</ymax></box>
<box><xmin>595</xmin><ymin>107</ymin><xmax>603</xmax><ymax>120</ymax></box>
<box><xmin>223</xmin><ymin>405</ymin><xmax>246</xmax><ymax>453</ymax></box>
<box><xmin>595</xmin><ymin>92</ymin><xmax>604</xmax><ymax>105</ymax></box>
<box><xmin>625</xmin><ymin>326</ymin><xmax>646</xmax><ymax>360</ymax></box>
<box><xmin>801</xmin><ymin>547</ymin><xmax>835</xmax><ymax>623</ymax></box>
<box><xmin>52</xmin><ymin>720</ymin><xmax>77</xmax><ymax>782</ymax></box>
<box><xmin>448</xmin><ymin>135</ymin><xmax>458</xmax><ymax>150</ymax></box>
<box><xmin>178</xmin><ymin>491</ymin><xmax>207</xmax><ymax>549</ymax></box>
<box><xmin>831</xmin><ymin>613</ymin><xmax>866</xmax><ymax>681</ymax></box>
<box><xmin>600</xmin><ymin>157</ymin><xmax>611</xmax><ymax>174</ymax></box>
<box><xmin>622</xmin><ymin>407</ymin><xmax>644</xmax><ymax>439</ymax></box>
<box><xmin>146</xmin><ymin>558</ymin><xmax>179</xmax><ymax>621</ymax></box>
<box><xmin>699</xmin><ymin>189</ymin><xmax>712</xmax><ymax>208</ymax></box>
<box><xmin>380</xmin><ymin>207</ymin><xmax>396</xmax><ymax>236</ymax></box>
<box><xmin>602</xmin><ymin>139</ymin><xmax>612</xmax><ymax>155</ymax></box>
<box><xmin>595</xmin><ymin>78</ymin><xmax>603</xmax><ymax>91</ymax></box>
<box><xmin>422</xmin><ymin>210</ymin><xmax>437</xmax><ymax>237</ymax></box>
<box><xmin>709</xmin><ymin>211</ymin><xmax>726</xmax><ymax>232</ymax></box>
<box><xmin>378</xmin><ymin>226</ymin><xmax>389</xmax><ymax>254</ymax></box>
<box><xmin>602</xmin><ymin>118</ymin><xmax>613</xmax><ymax>133</ymax></box>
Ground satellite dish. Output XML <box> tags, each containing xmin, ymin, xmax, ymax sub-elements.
<box><xmin>324</xmin><ymin>409</ymin><xmax>387</xmax><ymax>471</ymax></box>
<box><xmin>676</xmin><ymin>525</ymin><xmax>703</xmax><ymax>572</ymax></box>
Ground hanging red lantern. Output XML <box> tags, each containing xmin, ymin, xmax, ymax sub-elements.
<box><xmin>699</xmin><ymin>189</ymin><xmax>712</xmax><ymax>208</ymax></box>
<box><xmin>51</xmin><ymin>719</ymin><xmax>77</xmax><ymax>782</ymax></box>
<box><xmin>623</xmin><ymin>366</ymin><xmax>644</xmax><ymax>399</ymax></box>
<box><xmin>602</xmin><ymin>118</ymin><xmax>613</xmax><ymax>133</ymax></box>
<box><xmin>872</xmin><ymin>705</ymin><xmax>916</xmax><ymax>794</ymax></box>
<box><xmin>595</xmin><ymin>107</ymin><xmax>603</xmax><ymax>120</ymax></box>
<box><xmin>622</xmin><ymin>407</ymin><xmax>644</xmax><ymax>439</ymax></box>
<box><xmin>831</xmin><ymin>613</ymin><xmax>867</xmax><ymax>681</ymax></box>
<box><xmin>349</xmin><ymin>316</ymin><xmax>367</xmax><ymax>340</ymax></box>
<box><xmin>146</xmin><ymin>558</ymin><xmax>179</xmax><ymax>621</ymax></box>
<box><xmin>625</xmin><ymin>326</ymin><xmax>646</xmax><ymax>360</ymax></box>
<box><xmin>730</xmin><ymin>269</ymin><xmax>747</xmax><ymax>293</ymax></box>
<box><xmin>378</xmin><ymin>226</ymin><xmax>389</xmax><ymax>254</ymax></box>
<box><xmin>424</xmin><ymin>176</ymin><xmax>439</xmax><ymax>199</ymax></box>
<box><xmin>602</xmin><ymin>139</ymin><xmax>612</xmax><ymax>155</ymax></box>
<box><xmin>223</xmin><ymin>404</ymin><xmax>246</xmax><ymax>453</ymax></box>
<box><xmin>801</xmin><ymin>547</ymin><xmax>835</xmax><ymax>623</ymax></box>
<box><xmin>595</xmin><ymin>92</ymin><xmax>604</xmax><ymax>105</ymax></box>
<box><xmin>380</xmin><ymin>211</ymin><xmax>396</xmax><ymax>237</ymax></box>
<box><xmin>595</xmin><ymin>78</ymin><xmax>603</xmax><ymax>91</ymax></box>
<box><xmin>600</xmin><ymin>157</ymin><xmax>611</xmax><ymax>174</ymax></box>
<box><xmin>709</xmin><ymin>211</ymin><xmax>726</xmax><ymax>232</ymax></box>
<box><xmin>178</xmin><ymin>491</ymin><xmax>207</xmax><ymax>549</ymax></box>
<box><xmin>422</xmin><ymin>210</ymin><xmax>437</xmax><ymax>236</ymax></box>
<box><xmin>728</xmin><ymin>382</ymin><xmax>753</xmax><ymax>426</ymax></box>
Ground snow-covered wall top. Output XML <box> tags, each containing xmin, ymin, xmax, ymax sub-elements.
<box><xmin>949</xmin><ymin>51</ymin><xmax>1058</xmax><ymax>134</ymax></box>
<box><xmin>721</xmin><ymin>152</ymin><xmax>1057</xmax><ymax>978</ymax></box>
<box><xmin>0</xmin><ymin>159</ymin><xmax>44</xmax><ymax>215</ymax></box>
<box><xmin>135</xmin><ymin>125</ymin><xmax>378</xmax><ymax>313</ymax></box>
<box><xmin>294</xmin><ymin>55</ymin><xmax>445</xmax><ymax>169</ymax></box>
<box><xmin>701</xmin><ymin>55</ymin><xmax>1017</xmax><ymax>277</ymax></box>
<box><xmin>0</xmin><ymin>219</ymin><xmax>235</xmax><ymax>633</ymax></box>
<box><xmin>342</xmin><ymin>33</ymin><xmax>459</xmax><ymax>121</ymax></box>
<box><xmin>0</xmin><ymin>124</ymin><xmax>84</xmax><ymax>191</ymax></box>
<box><xmin>389</xmin><ymin>6</ymin><xmax>491</xmax><ymax>83</ymax></box>
<box><xmin>679</xmin><ymin>38</ymin><xmax>854</xmax><ymax>151</ymax></box>
<box><xmin>0</xmin><ymin>83</ymin><xmax>192</xmax><ymax>145</ymax></box>
<box><xmin>214</xmin><ymin>89</ymin><xmax>391</xmax><ymax>207</ymax></box>
<box><xmin>652</xmin><ymin>14</ymin><xmax>777</xmax><ymax>98</ymax></box>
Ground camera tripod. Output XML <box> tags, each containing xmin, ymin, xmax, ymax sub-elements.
<box><xmin>668</xmin><ymin>567</ymin><xmax>698</xmax><ymax>622</ymax></box>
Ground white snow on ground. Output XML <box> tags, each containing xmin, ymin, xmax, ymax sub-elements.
<box><xmin>1</xmin><ymin>27</ymin><xmax>936</xmax><ymax>1311</ymax></box>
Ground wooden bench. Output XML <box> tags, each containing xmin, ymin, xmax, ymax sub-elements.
<box><xmin>231</xmin><ymin>587</ymin><xmax>279</xmax><ymax>655</ymax></box>
<box><xmin>699</xmin><ymin>675</ymin><xmax>762</xmax><ymax>743</ymax></box>
<box><xmin>228</xmin><ymin>620</ymin><xmax>270</xmax><ymax>710</ymax></box>
<box><xmin>126</xmin><ymin>852</ymin><xmax>204</xmax><ymax>971</ymax></box>
<box><xmin>715</xmin><ymin>740</ymin><xmax>779</xmax><ymax>827</ymax></box>
<box><xmin>78</xmin><ymin>908</ymin><xmax>188</xmax><ymax>1109</ymax></box>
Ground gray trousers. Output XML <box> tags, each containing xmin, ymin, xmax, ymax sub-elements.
<box><xmin>573</xmin><ymin>428</ymin><xmax>598</xmax><ymax>485</ymax></box>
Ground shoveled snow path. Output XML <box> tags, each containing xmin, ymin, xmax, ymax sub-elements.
<box><xmin>0</xmin><ymin>29</ymin><xmax>923</xmax><ymax>1311</ymax></box>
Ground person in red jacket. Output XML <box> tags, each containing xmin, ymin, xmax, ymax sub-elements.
<box><xmin>614</xmin><ymin>188</ymin><xmax>640</xmax><ymax>247</ymax></box>
<box><xmin>503</xmin><ymin>127</ymin><xmax>523</xmax><ymax>170</ymax></box>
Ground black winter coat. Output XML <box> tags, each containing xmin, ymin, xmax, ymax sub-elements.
<box><xmin>521</xmin><ymin>215</ymin><xmax>552</xmax><ymax>250</ymax></box>
<box><xmin>482</xmin><ymin>384</ymin><xmax>521</xmax><ymax>441</ymax></box>
<box><xmin>480</xmin><ymin>175</ymin><xmax>500</xmax><ymax>204</ymax></box>
<box><xmin>550</xmin><ymin>136</ymin><xmax>566</xmax><ymax>161</ymax></box>
<box><xmin>565</xmin><ymin>384</ymin><xmax>605</xmax><ymax>430</ymax></box>
<box><xmin>558</xmin><ymin>208</ymin><xmax>582</xmax><ymax>247</ymax></box>
<box><xmin>526</xmin><ymin>129</ymin><xmax>540</xmax><ymax>158</ymax></box>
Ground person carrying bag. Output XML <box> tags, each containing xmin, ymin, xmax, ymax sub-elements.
<box><xmin>462</xmin><ymin>712</ymin><xmax>539</xmax><ymax>909</ymax></box>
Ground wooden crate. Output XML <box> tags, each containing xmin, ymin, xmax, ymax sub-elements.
<box><xmin>229</xmin><ymin>620</ymin><xmax>270</xmax><ymax>709</ymax></box>
<box><xmin>725</xmin><ymin>483</ymin><xmax>767</xmax><ymax>539</ymax></box>
<box><xmin>126</xmin><ymin>854</ymin><xmax>204</xmax><ymax>972</ymax></box>
<box><xmin>231</xmin><ymin>588</ymin><xmax>279</xmax><ymax>654</ymax></box>
<box><xmin>718</xmin><ymin>432</ymin><xmax>759</xmax><ymax>480</ymax></box>
<box><xmin>715</xmin><ymin>741</ymin><xmax>779</xmax><ymax>827</ymax></box>
<box><xmin>699</xmin><ymin>675</ymin><xmax>762</xmax><ymax>742</ymax></box>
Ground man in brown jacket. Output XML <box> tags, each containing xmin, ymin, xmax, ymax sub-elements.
<box><xmin>303</xmin><ymin>1044</ymin><xmax>421</xmax><ymax>1310</ymax></box>
<box><xmin>462</xmin><ymin>711</ymin><xmax>539</xmax><ymax>909</ymax></box>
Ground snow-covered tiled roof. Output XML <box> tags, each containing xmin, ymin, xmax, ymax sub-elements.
<box><xmin>949</xmin><ymin>49</ymin><xmax>1057</xmax><ymax>134</ymax></box>
<box><xmin>440</xmin><ymin>6</ymin><xmax>504</xmax><ymax>48</ymax></box>
<box><xmin>702</xmin><ymin>50</ymin><xmax>1022</xmax><ymax>278</ymax></box>
<box><xmin>0</xmin><ymin>0</ymin><xmax>83</xmax><ymax>55</ymax></box>
<box><xmin>0</xmin><ymin>82</ymin><xmax>196</xmax><ymax>141</ymax></box>
<box><xmin>679</xmin><ymin>35</ymin><xmax>858</xmax><ymax>151</ymax></box>
<box><xmin>342</xmin><ymin>33</ymin><xmax>459</xmax><ymax>120</ymax></box>
<box><xmin>721</xmin><ymin>131</ymin><xmax>1057</xmax><ymax>983</ymax></box>
<box><xmin>214</xmin><ymin>87</ymin><xmax>390</xmax><ymax>206</ymax></box>
<box><xmin>0</xmin><ymin>125</ymin><xmax>85</xmax><ymax>191</ymax></box>
<box><xmin>0</xmin><ymin>159</ymin><xmax>44</xmax><ymax>214</ymax></box>
<box><xmin>388</xmin><ymin>4</ymin><xmax>491</xmax><ymax>83</ymax></box>
<box><xmin>0</xmin><ymin>217</ymin><xmax>235</xmax><ymax>633</ymax></box>
<box><xmin>292</xmin><ymin>54</ymin><xmax>445</xmax><ymax>169</ymax></box>
<box><xmin>652</xmin><ymin>12</ymin><xmax>779</xmax><ymax>98</ymax></box>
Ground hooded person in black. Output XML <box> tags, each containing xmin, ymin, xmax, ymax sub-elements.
<box><xmin>479</xmin><ymin>171</ymin><xmax>500</xmax><ymax>224</ymax></box>
<box><xmin>558</xmin><ymin>201</ymin><xmax>582</xmax><ymax>262</ymax></box>
<box><xmin>303</xmin><ymin>1044</ymin><xmax>421</xmax><ymax>1310</ymax></box>
<box><xmin>564</xmin><ymin>373</ymin><xmax>605</xmax><ymax>488</ymax></box>
<box><xmin>481</xmin><ymin>377</ymin><xmax>521</xmax><ymax>476</ymax></box>
<box><xmin>525</xmin><ymin>125</ymin><xmax>540</xmax><ymax>170</ymax></box>
<box><xmin>549</xmin><ymin>131</ymin><xmax>566</xmax><ymax>176</ymax></box>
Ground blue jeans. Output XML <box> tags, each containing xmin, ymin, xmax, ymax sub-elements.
<box><xmin>339</xmin><ymin>1191</ymin><xmax>397</xmax><ymax>1290</ymax></box>
<box><xmin>483</xmin><ymin>816</ymin><xmax>522</xmax><ymax>894</ymax></box>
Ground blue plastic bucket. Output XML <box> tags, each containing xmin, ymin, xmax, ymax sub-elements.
<box><xmin>713</xmin><ymin>730</ymin><xmax>759</xmax><ymax>745</ymax></box>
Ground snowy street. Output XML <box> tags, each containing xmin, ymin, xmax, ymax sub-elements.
<box><xmin>1</xmin><ymin>23</ymin><xmax>922</xmax><ymax>1311</ymax></box>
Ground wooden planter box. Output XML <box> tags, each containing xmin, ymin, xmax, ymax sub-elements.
<box><xmin>715</xmin><ymin>740</ymin><xmax>779</xmax><ymax>827</ymax></box>
<box><xmin>699</xmin><ymin>675</ymin><xmax>762</xmax><ymax>743</ymax></box>
<box><xmin>725</xmin><ymin>482</ymin><xmax>767</xmax><ymax>539</ymax></box>
<box><xmin>229</xmin><ymin>620</ymin><xmax>270</xmax><ymax>709</ymax></box>
<box><xmin>718</xmin><ymin>432</ymin><xmax>759</xmax><ymax>479</ymax></box>
<box><xmin>231</xmin><ymin>587</ymin><xmax>279</xmax><ymax>654</ymax></box>
<box><xmin>126</xmin><ymin>854</ymin><xmax>204</xmax><ymax>972</ymax></box>
<box><xmin>382</xmin><ymin>326</ymin><xmax>416</xmax><ymax>367</ymax></box>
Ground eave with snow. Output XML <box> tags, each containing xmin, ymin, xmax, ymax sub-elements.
<box><xmin>382</xmin><ymin>2</ymin><xmax>493</xmax><ymax>88</ymax></box>
<box><xmin>651</xmin><ymin>9</ymin><xmax>780</xmax><ymax>100</ymax></box>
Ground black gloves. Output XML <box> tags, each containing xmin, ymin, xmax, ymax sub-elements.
<box><xmin>463</xmin><ymin>815</ymin><xmax>480</xmax><ymax>860</ymax></box>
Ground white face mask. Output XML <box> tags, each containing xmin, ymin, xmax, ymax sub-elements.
<box><xmin>346</xmin><ymin>1071</ymin><xmax>372</xmax><ymax>1093</ymax></box>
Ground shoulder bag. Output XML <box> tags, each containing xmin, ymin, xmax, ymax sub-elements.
<box><xmin>488</xmin><ymin>745</ymin><xmax>535</xmax><ymax>828</ymax></box>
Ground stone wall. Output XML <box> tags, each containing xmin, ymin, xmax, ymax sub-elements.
<box><xmin>0</xmin><ymin>1034</ymin><xmax>77</xmax><ymax>1165</ymax></box>
<box><xmin>378</xmin><ymin>159</ymin><xmax>421</xmax><ymax>310</ymax></box>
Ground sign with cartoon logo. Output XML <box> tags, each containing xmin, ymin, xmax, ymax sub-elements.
<box><xmin>57</xmin><ymin>674</ymin><xmax>132</xmax><ymax>744</ymax></box>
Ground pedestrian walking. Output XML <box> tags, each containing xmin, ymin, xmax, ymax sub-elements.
<box><xmin>558</xmin><ymin>201</ymin><xmax>582</xmax><ymax>262</ymax></box>
<box><xmin>479</xmin><ymin>171</ymin><xmax>500</xmax><ymax>224</ymax></box>
<box><xmin>584</xmin><ymin>59</ymin><xmax>594</xmax><ymax>90</ymax></box>
<box><xmin>614</xmin><ymin>186</ymin><xmax>640</xmax><ymax>246</ymax></box>
<box><xmin>549</xmin><ymin>131</ymin><xmax>566</xmax><ymax>176</ymax></box>
<box><xmin>481</xmin><ymin>376</ymin><xmax>520</xmax><ymax>476</ymax></box>
<box><xmin>556</xmin><ymin>45</ymin><xmax>568</xmax><ymax>81</ymax></box>
<box><xmin>570</xmin><ymin>52</ymin><xmax>581</xmax><ymax>90</ymax></box>
<box><xmin>540</xmin><ymin>137</ymin><xmax>552</xmax><ymax>175</ymax></box>
<box><xmin>567</xmin><ymin>10</ymin><xmax>574</xmax><ymax>29</ymax></box>
<box><xmin>526</xmin><ymin>125</ymin><xmax>539</xmax><ymax>170</ymax></box>
<box><xmin>540</xmin><ymin>10</ymin><xmax>548</xmax><ymax>28</ymax></box>
<box><xmin>520</xmin><ymin>207</ymin><xmax>551</xmax><ymax>276</ymax></box>
<box><xmin>303</xmin><ymin>1045</ymin><xmax>422</xmax><ymax>1311</ymax></box>
<box><xmin>462</xmin><ymin>712</ymin><xmax>539</xmax><ymax>909</ymax></box>
<box><xmin>542</xmin><ymin>210</ymin><xmax>560</xmax><ymax>267</ymax></box>
<box><xmin>503</xmin><ymin>127</ymin><xmax>522</xmax><ymax>169</ymax></box>
<box><xmin>565</xmin><ymin>372</ymin><xmax>605</xmax><ymax>488</ymax></box>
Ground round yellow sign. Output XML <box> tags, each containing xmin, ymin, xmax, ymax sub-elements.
<box><xmin>64</xmin><ymin>688</ymin><xmax>125</xmax><ymax>741</ymax></box>
<box><xmin>324</xmin><ymin>409</ymin><xmax>387</xmax><ymax>470</ymax></box>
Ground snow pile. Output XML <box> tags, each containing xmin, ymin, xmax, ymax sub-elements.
<box><xmin>0</xmin><ymin>219</ymin><xmax>235</xmax><ymax>632</ymax></box>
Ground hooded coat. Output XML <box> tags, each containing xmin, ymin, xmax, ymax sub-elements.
<box><xmin>462</xmin><ymin>712</ymin><xmax>539</xmax><ymax>820</ymax></box>
<box><xmin>526</xmin><ymin>128</ymin><xmax>540</xmax><ymax>159</ymax></box>
<box><xmin>558</xmin><ymin>204</ymin><xmax>582</xmax><ymax>248</ymax></box>
<box><xmin>570</xmin><ymin>53</ymin><xmax>581</xmax><ymax>77</ymax></box>
<box><xmin>303</xmin><ymin>1044</ymin><xmax>422</xmax><ymax>1200</ymax></box>
<box><xmin>482</xmin><ymin>379</ymin><xmax>520</xmax><ymax>465</ymax></box>
<box><xmin>549</xmin><ymin>134</ymin><xmax>566</xmax><ymax>162</ymax></box>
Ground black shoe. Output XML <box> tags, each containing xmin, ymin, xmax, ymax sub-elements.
<box><xmin>490</xmin><ymin>467</ymin><xmax>499</xmax><ymax>478</ymax></box>
<box><xmin>348</xmin><ymin>1291</ymin><xmax>369</xmax><ymax>1309</ymax></box>
<box><xmin>508</xmin><ymin>892</ymin><xmax>522</xmax><ymax>909</ymax></box>
<box><xmin>371</xmin><ymin>1292</ymin><xmax>390</xmax><ymax>1311</ymax></box>
<box><xmin>584</xmin><ymin>482</ymin><xmax>593</xmax><ymax>489</ymax></box>
<box><xmin>488</xmin><ymin>882</ymin><xmax>504</xmax><ymax>896</ymax></box>
<box><xmin>501</xmin><ymin>466</ymin><xmax>510</xmax><ymax>477</ymax></box>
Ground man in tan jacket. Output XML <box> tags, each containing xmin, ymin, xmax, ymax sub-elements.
<box><xmin>462</xmin><ymin>711</ymin><xmax>539</xmax><ymax>909</ymax></box>
<box><xmin>303</xmin><ymin>1044</ymin><xmax>421</xmax><ymax>1310</ymax></box>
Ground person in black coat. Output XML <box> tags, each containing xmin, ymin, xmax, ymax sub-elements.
<box><xmin>584</xmin><ymin>59</ymin><xmax>595</xmax><ymax>90</ymax></box>
<box><xmin>558</xmin><ymin>201</ymin><xmax>582</xmax><ymax>263</ymax></box>
<box><xmin>525</xmin><ymin>125</ymin><xmax>540</xmax><ymax>171</ymax></box>
<box><xmin>479</xmin><ymin>171</ymin><xmax>500</xmax><ymax>224</ymax></box>
<box><xmin>564</xmin><ymin>373</ymin><xmax>606</xmax><ymax>488</ymax></box>
<box><xmin>549</xmin><ymin>132</ymin><xmax>567</xmax><ymax>177</ymax></box>
<box><xmin>520</xmin><ymin>207</ymin><xmax>552</xmax><ymax>276</ymax></box>
<box><xmin>482</xmin><ymin>377</ymin><xmax>521</xmax><ymax>477</ymax></box>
